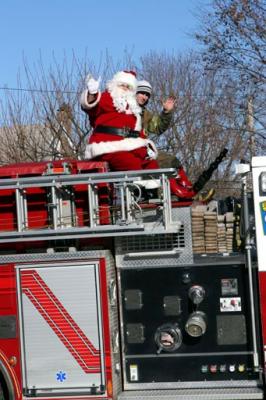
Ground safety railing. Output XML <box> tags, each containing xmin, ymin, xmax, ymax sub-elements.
<box><xmin>0</xmin><ymin>169</ymin><xmax>181</xmax><ymax>243</ymax></box>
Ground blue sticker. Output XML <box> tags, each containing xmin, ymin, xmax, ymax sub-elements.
<box><xmin>56</xmin><ymin>371</ymin><xmax>66</xmax><ymax>382</ymax></box>
<box><xmin>260</xmin><ymin>202</ymin><xmax>266</xmax><ymax>235</ymax></box>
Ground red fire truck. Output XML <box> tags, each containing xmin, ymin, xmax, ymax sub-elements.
<box><xmin>0</xmin><ymin>157</ymin><xmax>265</xmax><ymax>400</ymax></box>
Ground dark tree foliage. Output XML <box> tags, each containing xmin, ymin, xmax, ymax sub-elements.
<box><xmin>195</xmin><ymin>0</ymin><xmax>266</xmax><ymax>154</ymax></box>
<box><xmin>195</xmin><ymin>0</ymin><xmax>265</xmax><ymax>86</ymax></box>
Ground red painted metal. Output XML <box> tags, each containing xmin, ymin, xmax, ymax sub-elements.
<box><xmin>0</xmin><ymin>160</ymin><xmax>108</xmax><ymax>178</ymax></box>
<box><xmin>259</xmin><ymin>272</ymin><xmax>266</xmax><ymax>347</ymax></box>
<box><xmin>0</xmin><ymin>264</ymin><xmax>22</xmax><ymax>399</ymax></box>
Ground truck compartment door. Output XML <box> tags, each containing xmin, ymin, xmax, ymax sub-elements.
<box><xmin>17</xmin><ymin>262</ymin><xmax>105</xmax><ymax>396</ymax></box>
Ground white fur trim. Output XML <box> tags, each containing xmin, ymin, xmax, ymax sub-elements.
<box><xmin>109</xmin><ymin>71</ymin><xmax>137</xmax><ymax>90</ymax></box>
<box><xmin>80</xmin><ymin>89</ymin><xmax>101</xmax><ymax>109</ymax></box>
<box><xmin>133</xmin><ymin>179</ymin><xmax>161</xmax><ymax>189</ymax></box>
<box><xmin>85</xmin><ymin>137</ymin><xmax>149</xmax><ymax>159</ymax></box>
<box><xmin>135</xmin><ymin>113</ymin><xmax>142</xmax><ymax>131</ymax></box>
<box><xmin>146</xmin><ymin>140</ymin><xmax>158</xmax><ymax>159</ymax></box>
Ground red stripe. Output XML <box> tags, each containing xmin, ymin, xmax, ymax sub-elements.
<box><xmin>21</xmin><ymin>270</ymin><xmax>101</xmax><ymax>373</ymax></box>
<box><xmin>259</xmin><ymin>272</ymin><xmax>266</xmax><ymax>347</ymax></box>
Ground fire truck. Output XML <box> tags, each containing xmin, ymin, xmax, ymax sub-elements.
<box><xmin>0</xmin><ymin>156</ymin><xmax>265</xmax><ymax>400</ymax></box>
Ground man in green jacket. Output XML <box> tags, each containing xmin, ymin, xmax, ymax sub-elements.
<box><xmin>136</xmin><ymin>80</ymin><xmax>196</xmax><ymax>199</ymax></box>
<box><xmin>136</xmin><ymin>80</ymin><xmax>175</xmax><ymax>136</ymax></box>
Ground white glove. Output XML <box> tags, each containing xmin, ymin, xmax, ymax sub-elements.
<box><xmin>85</xmin><ymin>74</ymin><xmax>101</xmax><ymax>94</ymax></box>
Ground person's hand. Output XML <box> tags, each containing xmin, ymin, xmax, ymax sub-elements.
<box><xmin>85</xmin><ymin>74</ymin><xmax>101</xmax><ymax>94</ymax></box>
<box><xmin>162</xmin><ymin>96</ymin><xmax>176</xmax><ymax>113</ymax></box>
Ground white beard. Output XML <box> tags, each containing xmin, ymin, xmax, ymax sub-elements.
<box><xmin>107</xmin><ymin>82</ymin><xmax>142</xmax><ymax>130</ymax></box>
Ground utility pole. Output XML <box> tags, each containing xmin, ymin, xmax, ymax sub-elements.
<box><xmin>56</xmin><ymin>103</ymin><xmax>74</xmax><ymax>158</ymax></box>
<box><xmin>247</xmin><ymin>96</ymin><xmax>256</xmax><ymax>159</ymax></box>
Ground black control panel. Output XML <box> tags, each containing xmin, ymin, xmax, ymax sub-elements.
<box><xmin>120</xmin><ymin>259</ymin><xmax>261</xmax><ymax>385</ymax></box>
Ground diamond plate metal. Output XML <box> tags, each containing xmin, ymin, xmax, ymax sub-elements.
<box><xmin>115</xmin><ymin>207</ymin><xmax>193</xmax><ymax>268</ymax></box>
<box><xmin>0</xmin><ymin>249</ymin><xmax>111</xmax><ymax>264</ymax></box>
<box><xmin>118</xmin><ymin>387</ymin><xmax>263</xmax><ymax>400</ymax></box>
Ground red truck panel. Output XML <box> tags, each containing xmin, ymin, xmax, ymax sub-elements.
<box><xmin>259</xmin><ymin>272</ymin><xmax>266</xmax><ymax>346</ymax></box>
<box><xmin>0</xmin><ymin>160</ymin><xmax>108</xmax><ymax>178</ymax></box>
<box><xmin>0</xmin><ymin>265</ymin><xmax>22</xmax><ymax>398</ymax></box>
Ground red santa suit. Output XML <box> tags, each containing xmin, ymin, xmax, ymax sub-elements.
<box><xmin>80</xmin><ymin>71</ymin><xmax>159</xmax><ymax>172</ymax></box>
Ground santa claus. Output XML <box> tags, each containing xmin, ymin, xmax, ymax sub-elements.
<box><xmin>80</xmin><ymin>70</ymin><xmax>194</xmax><ymax>197</ymax></box>
<box><xmin>80</xmin><ymin>70</ymin><xmax>159</xmax><ymax>176</ymax></box>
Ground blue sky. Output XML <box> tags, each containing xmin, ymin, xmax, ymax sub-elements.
<box><xmin>0</xmin><ymin>0</ymin><xmax>207</xmax><ymax>89</ymax></box>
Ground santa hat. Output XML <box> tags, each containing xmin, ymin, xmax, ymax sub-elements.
<box><xmin>137</xmin><ymin>80</ymin><xmax>152</xmax><ymax>96</ymax></box>
<box><xmin>110</xmin><ymin>70</ymin><xmax>137</xmax><ymax>90</ymax></box>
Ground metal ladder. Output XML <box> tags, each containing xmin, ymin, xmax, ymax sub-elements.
<box><xmin>0</xmin><ymin>168</ymin><xmax>181</xmax><ymax>243</ymax></box>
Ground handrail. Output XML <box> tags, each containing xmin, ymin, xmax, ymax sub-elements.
<box><xmin>0</xmin><ymin>168</ymin><xmax>177</xmax><ymax>189</ymax></box>
<box><xmin>0</xmin><ymin>168</ymin><xmax>180</xmax><ymax>242</ymax></box>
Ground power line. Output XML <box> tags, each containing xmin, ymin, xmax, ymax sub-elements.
<box><xmin>0</xmin><ymin>86</ymin><xmax>77</xmax><ymax>94</ymax></box>
<box><xmin>0</xmin><ymin>86</ymin><xmax>263</xmax><ymax>105</ymax></box>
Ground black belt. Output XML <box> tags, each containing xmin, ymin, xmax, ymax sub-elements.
<box><xmin>94</xmin><ymin>125</ymin><xmax>140</xmax><ymax>138</ymax></box>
